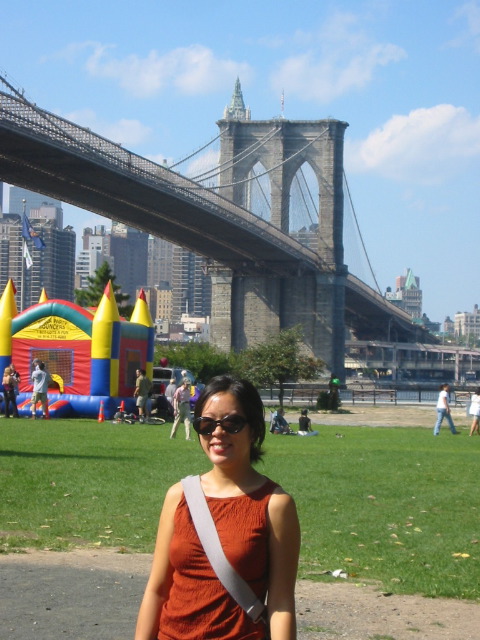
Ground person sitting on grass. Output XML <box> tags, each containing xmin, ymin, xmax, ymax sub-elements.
<box><xmin>270</xmin><ymin>408</ymin><xmax>296</xmax><ymax>435</ymax></box>
<box><xmin>297</xmin><ymin>409</ymin><xmax>319</xmax><ymax>437</ymax></box>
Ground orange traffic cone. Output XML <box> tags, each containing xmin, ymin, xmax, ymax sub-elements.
<box><xmin>119</xmin><ymin>400</ymin><xmax>125</xmax><ymax>413</ymax></box>
<box><xmin>98</xmin><ymin>400</ymin><xmax>105</xmax><ymax>423</ymax></box>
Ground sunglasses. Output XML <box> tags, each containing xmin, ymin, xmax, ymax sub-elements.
<box><xmin>193</xmin><ymin>414</ymin><xmax>248</xmax><ymax>436</ymax></box>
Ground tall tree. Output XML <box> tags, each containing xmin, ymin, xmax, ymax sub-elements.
<box><xmin>155</xmin><ymin>341</ymin><xmax>236</xmax><ymax>383</ymax></box>
<box><xmin>234</xmin><ymin>326</ymin><xmax>324</xmax><ymax>408</ymax></box>
<box><xmin>75</xmin><ymin>261</ymin><xmax>133</xmax><ymax>317</ymax></box>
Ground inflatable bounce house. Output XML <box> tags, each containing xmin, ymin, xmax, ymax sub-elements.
<box><xmin>0</xmin><ymin>279</ymin><xmax>154</xmax><ymax>419</ymax></box>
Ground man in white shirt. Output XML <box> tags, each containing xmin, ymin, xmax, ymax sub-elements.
<box><xmin>31</xmin><ymin>362</ymin><xmax>51</xmax><ymax>419</ymax></box>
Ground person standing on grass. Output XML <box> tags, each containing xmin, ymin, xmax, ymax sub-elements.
<box><xmin>9</xmin><ymin>363</ymin><xmax>21</xmax><ymax>397</ymax></box>
<box><xmin>135</xmin><ymin>375</ymin><xmax>300</xmax><ymax>640</ymax></box>
<box><xmin>30</xmin><ymin>362</ymin><xmax>51</xmax><ymax>419</ymax></box>
<box><xmin>433</xmin><ymin>383</ymin><xmax>459</xmax><ymax>436</ymax></box>
<box><xmin>170</xmin><ymin>378</ymin><xmax>193</xmax><ymax>440</ymax></box>
<box><xmin>469</xmin><ymin>387</ymin><xmax>480</xmax><ymax>436</ymax></box>
<box><xmin>2</xmin><ymin>366</ymin><xmax>19</xmax><ymax>418</ymax></box>
<box><xmin>165</xmin><ymin>378</ymin><xmax>176</xmax><ymax>407</ymax></box>
<box><xmin>135</xmin><ymin>369</ymin><xmax>152</xmax><ymax>423</ymax></box>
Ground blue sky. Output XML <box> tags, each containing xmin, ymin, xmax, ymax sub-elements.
<box><xmin>2</xmin><ymin>0</ymin><xmax>480</xmax><ymax>325</ymax></box>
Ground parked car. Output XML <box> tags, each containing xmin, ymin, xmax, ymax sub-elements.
<box><xmin>151</xmin><ymin>366</ymin><xmax>204</xmax><ymax>408</ymax></box>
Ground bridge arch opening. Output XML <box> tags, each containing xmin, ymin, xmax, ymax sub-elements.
<box><xmin>288</xmin><ymin>161</ymin><xmax>319</xmax><ymax>251</ymax></box>
<box><xmin>245</xmin><ymin>160</ymin><xmax>271</xmax><ymax>222</ymax></box>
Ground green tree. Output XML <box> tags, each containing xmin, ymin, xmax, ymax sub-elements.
<box><xmin>75</xmin><ymin>262</ymin><xmax>134</xmax><ymax>318</ymax></box>
<box><xmin>234</xmin><ymin>326</ymin><xmax>324</xmax><ymax>408</ymax></box>
<box><xmin>155</xmin><ymin>341</ymin><xmax>236</xmax><ymax>383</ymax></box>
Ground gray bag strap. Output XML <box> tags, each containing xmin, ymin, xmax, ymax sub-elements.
<box><xmin>181</xmin><ymin>474</ymin><xmax>265</xmax><ymax>624</ymax></box>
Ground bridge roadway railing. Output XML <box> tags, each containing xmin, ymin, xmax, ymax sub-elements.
<box><xmin>0</xmin><ymin>90</ymin><xmax>321</xmax><ymax>268</ymax></box>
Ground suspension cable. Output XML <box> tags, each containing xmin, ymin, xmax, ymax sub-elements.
<box><xmin>191</xmin><ymin>126</ymin><xmax>279</xmax><ymax>182</ymax></box>
<box><xmin>169</xmin><ymin>131</ymin><xmax>224</xmax><ymax>169</ymax></box>
<box><xmin>295</xmin><ymin>166</ymin><xmax>317</xmax><ymax>226</ymax></box>
<box><xmin>343</xmin><ymin>170</ymin><xmax>382</xmax><ymax>295</ymax></box>
<box><xmin>191</xmin><ymin>126</ymin><xmax>330</xmax><ymax>190</ymax></box>
<box><xmin>249</xmin><ymin>166</ymin><xmax>271</xmax><ymax>213</ymax></box>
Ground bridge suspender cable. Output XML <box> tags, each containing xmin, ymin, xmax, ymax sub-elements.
<box><xmin>190</xmin><ymin>126</ymin><xmax>280</xmax><ymax>183</ymax></box>
<box><xmin>343</xmin><ymin>170</ymin><xmax>383</xmax><ymax>296</ymax></box>
<box><xmin>168</xmin><ymin>131</ymin><xmax>224</xmax><ymax>169</ymax></box>
<box><xmin>294</xmin><ymin>166</ymin><xmax>318</xmax><ymax>226</ymax></box>
<box><xmin>249</xmin><ymin>166</ymin><xmax>271</xmax><ymax>212</ymax></box>
<box><xmin>191</xmin><ymin>126</ymin><xmax>330</xmax><ymax>190</ymax></box>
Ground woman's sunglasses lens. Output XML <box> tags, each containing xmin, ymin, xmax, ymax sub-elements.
<box><xmin>221</xmin><ymin>416</ymin><xmax>246</xmax><ymax>433</ymax></box>
<box><xmin>193</xmin><ymin>416</ymin><xmax>246</xmax><ymax>435</ymax></box>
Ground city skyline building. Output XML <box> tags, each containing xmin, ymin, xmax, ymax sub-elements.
<box><xmin>147</xmin><ymin>235</ymin><xmax>174</xmax><ymax>289</ymax></box>
<box><xmin>0</xmin><ymin>213</ymin><xmax>76</xmax><ymax>308</ymax></box>
<box><xmin>9</xmin><ymin>186</ymin><xmax>61</xmax><ymax>216</ymax></box>
<box><xmin>29</xmin><ymin>203</ymin><xmax>64</xmax><ymax>229</ymax></box>
<box><xmin>136</xmin><ymin>285</ymin><xmax>173</xmax><ymax>324</ymax></box>
<box><xmin>108</xmin><ymin>221</ymin><xmax>149</xmax><ymax>301</ymax></box>
<box><xmin>75</xmin><ymin>249</ymin><xmax>114</xmax><ymax>290</ymax></box>
<box><xmin>385</xmin><ymin>267</ymin><xmax>422</xmax><ymax>319</ymax></box>
<box><xmin>454</xmin><ymin>305</ymin><xmax>480</xmax><ymax>343</ymax></box>
<box><xmin>223</xmin><ymin>77</ymin><xmax>251</xmax><ymax>121</ymax></box>
<box><xmin>171</xmin><ymin>247</ymin><xmax>211</xmax><ymax>322</ymax></box>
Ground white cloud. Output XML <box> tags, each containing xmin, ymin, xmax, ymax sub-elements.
<box><xmin>62</xmin><ymin>108</ymin><xmax>152</xmax><ymax>146</ymax></box>
<box><xmin>39</xmin><ymin>41</ymin><xmax>100</xmax><ymax>64</ymax></box>
<box><xmin>346</xmin><ymin>104</ymin><xmax>480</xmax><ymax>184</ymax></box>
<box><xmin>84</xmin><ymin>43</ymin><xmax>252</xmax><ymax>98</ymax></box>
<box><xmin>449</xmin><ymin>1</ymin><xmax>480</xmax><ymax>53</ymax></box>
<box><xmin>270</xmin><ymin>11</ymin><xmax>406</xmax><ymax>102</ymax></box>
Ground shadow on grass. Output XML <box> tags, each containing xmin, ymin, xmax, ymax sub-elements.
<box><xmin>0</xmin><ymin>449</ymin><xmax>133</xmax><ymax>460</ymax></box>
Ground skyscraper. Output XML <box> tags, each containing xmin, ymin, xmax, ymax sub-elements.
<box><xmin>171</xmin><ymin>247</ymin><xmax>211</xmax><ymax>321</ymax></box>
<box><xmin>108</xmin><ymin>222</ymin><xmax>149</xmax><ymax>300</ymax></box>
<box><xmin>385</xmin><ymin>268</ymin><xmax>422</xmax><ymax>319</ymax></box>
<box><xmin>0</xmin><ymin>214</ymin><xmax>76</xmax><ymax>308</ymax></box>
<box><xmin>147</xmin><ymin>235</ymin><xmax>174</xmax><ymax>288</ymax></box>
<box><xmin>9</xmin><ymin>186</ymin><xmax>61</xmax><ymax>216</ymax></box>
<box><xmin>2</xmin><ymin>186</ymin><xmax>75</xmax><ymax>307</ymax></box>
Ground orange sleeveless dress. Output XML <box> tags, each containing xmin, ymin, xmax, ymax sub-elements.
<box><xmin>158</xmin><ymin>478</ymin><xmax>278</xmax><ymax>640</ymax></box>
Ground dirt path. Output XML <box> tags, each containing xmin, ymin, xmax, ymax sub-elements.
<box><xmin>1</xmin><ymin>549</ymin><xmax>478</xmax><ymax>640</ymax></box>
<box><xmin>291</xmin><ymin>403</ymin><xmax>470</xmax><ymax>430</ymax></box>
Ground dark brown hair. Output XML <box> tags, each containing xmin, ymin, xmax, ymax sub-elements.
<box><xmin>194</xmin><ymin>375</ymin><xmax>265</xmax><ymax>462</ymax></box>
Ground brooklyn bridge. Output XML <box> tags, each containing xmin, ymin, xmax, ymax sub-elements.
<box><xmin>0</xmin><ymin>75</ymin><xmax>435</xmax><ymax>380</ymax></box>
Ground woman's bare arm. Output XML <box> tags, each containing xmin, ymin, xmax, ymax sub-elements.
<box><xmin>134</xmin><ymin>483</ymin><xmax>183</xmax><ymax>640</ymax></box>
<box><xmin>267</xmin><ymin>489</ymin><xmax>301</xmax><ymax>640</ymax></box>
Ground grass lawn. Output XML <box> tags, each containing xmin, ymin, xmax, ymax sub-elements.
<box><xmin>0</xmin><ymin>415</ymin><xmax>479</xmax><ymax>600</ymax></box>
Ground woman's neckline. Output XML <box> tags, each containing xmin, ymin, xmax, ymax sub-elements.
<box><xmin>201</xmin><ymin>474</ymin><xmax>270</xmax><ymax>499</ymax></box>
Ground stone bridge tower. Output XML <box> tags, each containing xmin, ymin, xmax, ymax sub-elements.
<box><xmin>210</xmin><ymin>80</ymin><xmax>348</xmax><ymax>378</ymax></box>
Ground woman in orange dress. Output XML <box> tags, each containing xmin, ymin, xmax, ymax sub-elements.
<box><xmin>135</xmin><ymin>375</ymin><xmax>300</xmax><ymax>640</ymax></box>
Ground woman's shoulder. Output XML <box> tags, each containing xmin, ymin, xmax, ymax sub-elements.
<box><xmin>268</xmin><ymin>482</ymin><xmax>296</xmax><ymax>508</ymax></box>
<box><xmin>163</xmin><ymin>481</ymin><xmax>185</xmax><ymax>509</ymax></box>
<box><xmin>267</xmin><ymin>484</ymin><xmax>299</xmax><ymax>531</ymax></box>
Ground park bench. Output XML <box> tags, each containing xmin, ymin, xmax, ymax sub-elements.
<box><xmin>351</xmin><ymin>388</ymin><xmax>397</xmax><ymax>405</ymax></box>
<box><xmin>454</xmin><ymin>391</ymin><xmax>471</xmax><ymax>407</ymax></box>
<box><xmin>287</xmin><ymin>387</ymin><xmax>318</xmax><ymax>406</ymax></box>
